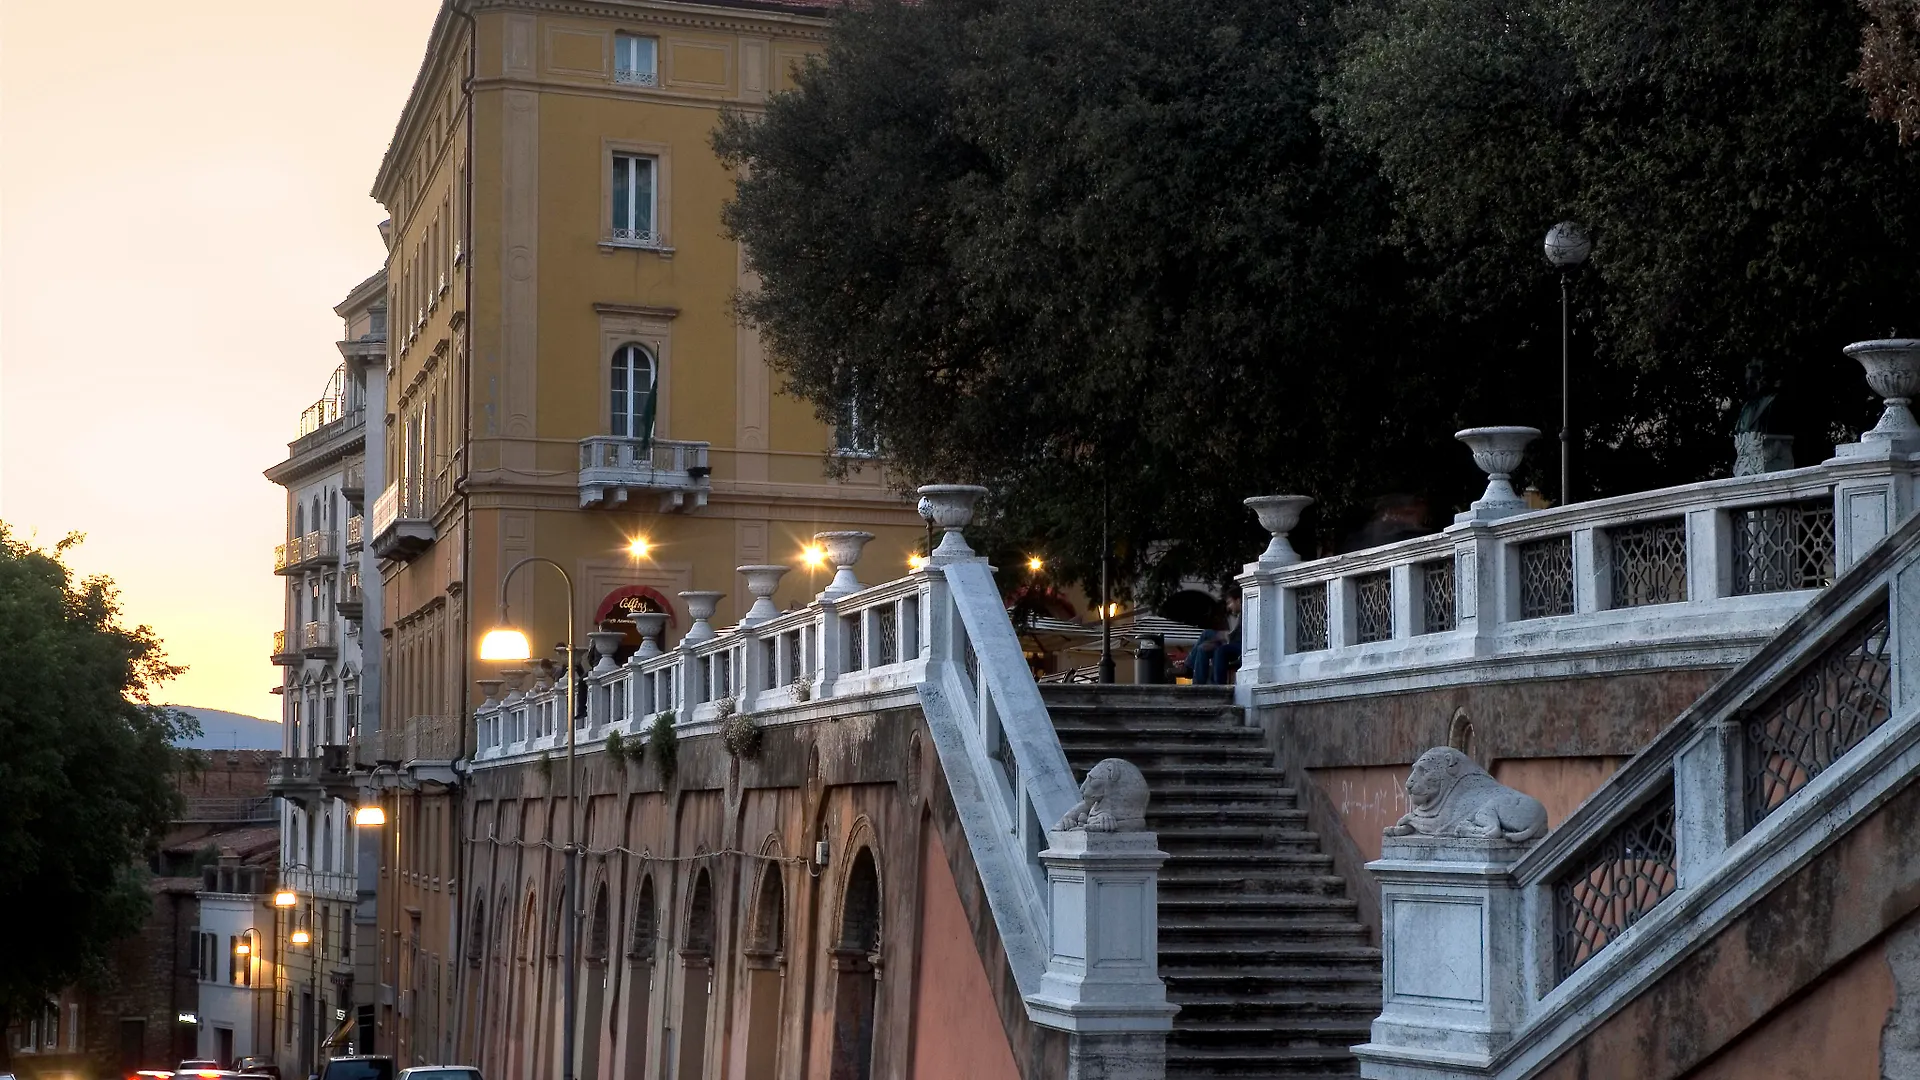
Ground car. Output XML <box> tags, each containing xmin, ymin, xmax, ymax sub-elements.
<box><xmin>174</xmin><ymin>1064</ymin><xmax>230</xmax><ymax>1080</ymax></box>
<box><xmin>397</xmin><ymin>1069</ymin><xmax>482</xmax><ymax>1080</ymax></box>
<box><xmin>316</xmin><ymin>1057</ymin><xmax>395</xmax><ymax>1080</ymax></box>
<box><xmin>232</xmin><ymin>1058</ymin><xmax>281</xmax><ymax>1080</ymax></box>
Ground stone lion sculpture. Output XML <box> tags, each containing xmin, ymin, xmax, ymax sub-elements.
<box><xmin>1384</xmin><ymin>746</ymin><xmax>1548</xmax><ymax>842</ymax></box>
<box><xmin>1053</xmin><ymin>758</ymin><xmax>1149</xmax><ymax>832</ymax></box>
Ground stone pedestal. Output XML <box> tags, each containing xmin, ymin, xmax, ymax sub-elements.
<box><xmin>1025</xmin><ymin>830</ymin><xmax>1178</xmax><ymax>1080</ymax></box>
<box><xmin>1354</xmin><ymin>837</ymin><xmax>1533</xmax><ymax>1080</ymax></box>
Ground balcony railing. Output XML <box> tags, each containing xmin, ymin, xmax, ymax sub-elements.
<box><xmin>381</xmin><ymin>714</ymin><xmax>461</xmax><ymax>764</ymax></box>
<box><xmin>272</xmin><ymin>629</ymin><xmax>298</xmax><ymax>665</ymax></box>
<box><xmin>342</xmin><ymin>461</ymin><xmax>365</xmax><ymax>503</ymax></box>
<box><xmin>578</xmin><ymin>436</ymin><xmax>711</xmax><ymax>512</ymax></box>
<box><xmin>302</xmin><ymin>621</ymin><xmax>337</xmax><ymax>657</ymax></box>
<box><xmin>266</xmin><ymin>746</ymin><xmax>356</xmax><ymax>807</ymax></box>
<box><xmin>370</xmin><ymin>476</ymin><xmax>442</xmax><ymax>560</ymax></box>
<box><xmin>345</xmin><ymin>515</ymin><xmax>364</xmax><ymax>550</ymax></box>
<box><xmin>279</xmin><ymin>865</ymin><xmax>358</xmax><ymax>901</ymax></box>
<box><xmin>276</xmin><ymin>531</ymin><xmax>340</xmax><ymax>575</ymax></box>
<box><xmin>614</xmin><ymin>68</ymin><xmax>658</xmax><ymax>87</ymax></box>
<box><xmin>338</xmin><ymin>570</ymin><xmax>363</xmax><ymax>620</ymax></box>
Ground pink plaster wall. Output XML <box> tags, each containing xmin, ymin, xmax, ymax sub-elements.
<box><xmin>908</xmin><ymin>824</ymin><xmax>1020</xmax><ymax>1080</ymax></box>
<box><xmin>1684</xmin><ymin>938</ymin><xmax>1895</xmax><ymax>1080</ymax></box>
<box><xmin>1490</xmin><ymin>756</ymin><xmax>1628</xmax><ymax>827</ymax></box>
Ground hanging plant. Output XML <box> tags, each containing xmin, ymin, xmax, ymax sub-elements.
<box><xmin>606</xmin><ymin>730</ymin><xmax>630</xmax><ymax>768</ymax></box>
<box><xmin>718</xmin><ymin>699</ymin><xmax>762</xmax><ymax>759</ymax></box>
<box><xmin>648</xmin><ymin>711</ymin><xmax>678</xmax><ymax>781</ymax></box>
<box><xmin>536</xmin><ymin>750</ymin><xmax>553</xmax><ymax>787</ymax></box>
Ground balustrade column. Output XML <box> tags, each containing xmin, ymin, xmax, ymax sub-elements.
<box><xmin>1446</xmin><ymin>526</ymin><xmax>1495</xmax><ymax>635</ymax></box>
<box><xmin>1685</xmin><ymin>506</ymin><xmax>1731</xmax><ymax>602</ymax></box>
<box><xmin>1572</xmin><ymin>526</ymin><xmax>1606</xmax><ymax>613</ymax></box>
<box><xmin>1390</xmin><ymin>563</ymin><xmax>1417</xmax><ymax>640</ymax></box>
<box><xmin>1674</xmin><ymin>720</ymin><xmax>1740</xmax><ymax>887</ymax></box>
<box><xmin>1328</xmin><ymin>576</ymin><xmax>1358</xmax><ymax>650</ymax></box>
<box><xmin>816</xmin><ymin>600</ymin><xmax>844</xmax><ymax>697</ymax></box>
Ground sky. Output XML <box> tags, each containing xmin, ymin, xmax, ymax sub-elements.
<box><xmin>1</xmin><ymin>0</ymin><xmax>441</xmax><ymax>722</ymax></box>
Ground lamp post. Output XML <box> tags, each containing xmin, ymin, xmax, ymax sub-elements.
<box><xmin>1545</xmin><ymin>221</ymin><xmax>1591</xmax><ymax>504</ymax></box>
<box><xmin>273</xmin><ymin>884</ymin><xmax>319</xmax><ymax>1075</ymax></box>
<box><xmin>478</xmin><ymin>557</ymin><xmax>580</xmax><ymax>1080</ymax></box>
<box><xmin>1098</xmin><ymin>479</ymin><xmax>1115</xmax><ymax>684</ymax></box>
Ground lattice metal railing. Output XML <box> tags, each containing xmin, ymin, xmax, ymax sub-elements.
<box><xmin>1608</xmin><ymin>518</ymin><xmax>1688</xmax><ymax>608</ymax></box>
<box><xmin>1742</xmin><ymin>602</ymin><xmax>1893</xmax><ymax>830</ymax></box>
<box><xmin>1552</xmin><ymin>786</ymin><xmax>1679</xmax><ymax>984</ymax></box>
<box><xmin>1294</xmin><ymin>584</ymin><xmax>1329</xmax><ymax>651</ymax></box>
<box><xmin>845</xmin><ymin>614</ymin><xmax>864</xmax><ymax>672</ymax></box>
<box><xmin>1518</xmin><ymin>536</ymin><xmax>1574</xmax><ymax>619</ymax></box>
<box><xmin>877</xmin><ymin>604</ymin><xmax>900</xmax><ymax>665</ymax></box>
<box><xmin>1732</xmin><ymin>499</ymin><xmax>1836</xmax><ymax>596</ymax></box>
<box><xmin>1421</xmin><ymin>559</ymin><xmax>1456</xmax><ymax>634</ymax></box>
<box><xmin>1356</xmin><ymin>572</ymin><xmax>1393</xmax><ymax>643</ymax></box>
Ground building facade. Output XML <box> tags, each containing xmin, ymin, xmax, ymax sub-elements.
<box><xmin>266</xmin><ymin>269</ymin><xmax>388</xmax><ymax>1076</ymax></box>
<box><xmin>360</xmin><ymin>0</ymin><xmax>925</xmax><ymax>1065</ymax></box>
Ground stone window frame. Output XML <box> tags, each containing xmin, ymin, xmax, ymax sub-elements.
<box><xmin>600</xmin><ymin>138</ymin><xmax>674</xmax><ymax>253</ymax></box>
<box><xmin>596</xmin><ymin>305</ymin><xmax>677</xmax><ymax>441</ymax></box>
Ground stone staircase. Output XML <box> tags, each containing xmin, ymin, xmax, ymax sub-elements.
<box><xmin>1041</xmin><ymin>683</ymin><xmax>1379</xmax><ymax>1079</ymax></box>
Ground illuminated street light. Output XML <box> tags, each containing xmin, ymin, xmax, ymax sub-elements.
<box><xmin>273</xmin><ymin>890</ymin><xmax>298</xmax><ymax>909</ymax></box>
<box><xmin>801</xmin><ymin>544</ymin><xmax>827</xmax><ymax>569</ymax></box>
<box><xmin>353</xmin><ymin>804</ymin><xmax>387</xmax><ymax>827</ymax></box>
<box><xmin>479</xmin><ymin>626</ymin><xmax>533</xmax><ymax>661</ymax></box>
<box><xmin>290</xmin><ymin>927</ymin><xmax>311</xmax><ymax>946</ymax></box>
<box><xmin>907</xmin><ymin>554</ymin><xmax>927</xmax><ymax>572</ymax></box>
<box><xmin>628</xmin><ymin>535</ymin><xmax>651</xmax><ymax>558</ymax></box>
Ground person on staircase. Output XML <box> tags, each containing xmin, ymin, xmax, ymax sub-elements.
<box><xmin>1189</xmin><ymin>591</ymin><xmax>1241</xmax><ymax>685</ymax></box>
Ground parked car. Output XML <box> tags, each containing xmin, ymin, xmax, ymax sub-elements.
<box><xmin>316</xmin><ymin>1057</ymin><xmax>395</xmax><ymax>1080</ymax></box>
<box><xmin>233</xmin><ymin>1057</ymin><xmax>281</xmax><ymax>1079</ymax></box>
<box><xmin>175</xmin><ymin>1063</ymin><xmax>229</xmax><ymax>1079</ymax></box>
<box><xmin>397</xmin><ymin>1069</ymin><xmax>482</xmax><ymax>1080</ymax></box>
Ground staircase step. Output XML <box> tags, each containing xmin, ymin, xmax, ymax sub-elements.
<box><xmin>1064</xmin><ymin>744</ymin><xmax>1274</xmax><ymax>765</ymax></box>
<box><xmin>1160</xmin><ymin>893</ymin><xmax>1357</xmax><ymax>916</ymax></box>
<box><xmin>1159</xmin><ymin>873</ymin><xmax>1351</xmax><ymax>896</ymax></box>
<box><xmin>1164</xmin><ymin>969</ymin><xmax>1383</xmax><ymax>994</ymax></box>
<box><xmin>1146</xmin><ymin>785</ymin><xmax>1300</xmax><ymax>808</ymax></box>
<box><xmin>1153</xmin><ymin>826</ymin><xmax>1328</xmax><ymax>850</ymax></box>
<box><xmin>1162</xmin><ymin>943</ymin><xmax>1383</xmax><ymax>967</ymax></box>
<box><xmin>1164</xmin><ymin>851</ymin><xmax>1336</xmax><ymax>872</ymax></box>
<box><xmin>1053</xmin><ymin>714</ymin><xmax>1256</xmax><ymax>733</ymax></box>
<box><xmin>1149</xmin><ymin>806</ymin><xmax>1311</xmax><ymax>826</ymax></box>
<box><xmin>1169</xmin><ymin>1045</ymin><xmax>1362</xmax><ymax>1078</ymax></box>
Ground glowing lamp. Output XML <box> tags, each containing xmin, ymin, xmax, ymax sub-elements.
<box><xmin>628</xmin><ymin>536</ymin><xmax>651</xmax><ymax>558</ymax></box>
<box><xmin>479</xmin><ymin>627</ymin><xmax>532</xmax><ymax>661</ymax></box>
<box><xmin>272</xmin><ymin>890</ymin><xmax>298</xmax><ymax>908</ymax></box>
<box><xmin>907</xmin><ymin>554</ymin><xmax>927</xmax><ymax>571</ymax></box>
<box><xmin>802</xmin><ymin>545</ymin><xmax>827</xmax><ymax>569</ymax></box>
<box><xmin>354</xmin><ymin>804</ymin><xmax>387</xmax><ymax>827</ymax></box>
<box><xmin>234</xmin><ymin>942</ymin><xmax>251</xmax><ymax>956</ymax></box>
<box><xmin>290</xmin><ymin>928</ymin><xmax>311</xmax><ymax>946</ymax></box>
<box><xmin>1027</xmin><ymin>556</ymin><xmax>1044</xmax><ymax>572</ymax></box>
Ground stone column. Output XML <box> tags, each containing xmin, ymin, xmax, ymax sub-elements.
<box><xmin>1025</xmin><ymin>760</ymin><xmax>1178</xmax><ymax>1080</ymax></box>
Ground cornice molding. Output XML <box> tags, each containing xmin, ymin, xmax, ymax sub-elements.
<box><xmin>593</xmin><ymin>301</ymin><xmax>682</xmax><ymax>319</ymax></box>
<box><xmin>473</xmin><ymin>0</ymin><xmax>830</xmax><ymax>38</ymax></box>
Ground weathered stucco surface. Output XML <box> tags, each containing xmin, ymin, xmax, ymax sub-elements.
<box><xmin>908</xmin><ymin>823</ymin><xmax>1022</xmax><ymax>1080</ymax></box>
<box><xmin>1535</xmin><ymin>770</ymin><xmax>1920</xmax><ymax>1080</ymax></box>
<box><xmin>1264</xmin><ymin>670</ymin><xmax>1724</xmax><ymax>939</ymax></box>
<box><xmin>1683</xmin><ymin>928</ymin><xmax>1894</xmax><ymax>1080</ymax></box>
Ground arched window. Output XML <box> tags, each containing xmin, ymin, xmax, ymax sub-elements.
<box><xmin>830</xmin><ymin>848</ymin><xmax>882</xmax><ymax>1080</ymax></box>
<box><xmin>311</xmin><ymin>496</ymin><xmax>322</xmax><ymax>534</ymax></box>
<box><xmin>295</xmin><ymin>503</ymin><xmax>305</xmax><ymax>536</ymax></box>
<box><xmin>610</xmin><ymin>344</ymin><xmax>657</xmax><ymax>440</ymax></box>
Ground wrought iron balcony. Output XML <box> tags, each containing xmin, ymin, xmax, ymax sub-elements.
<box><xmin>338</xmin><ymin>571</ymin><xmax>363</xmax><ymax>621</ymax></box>
<box><xmin>302</xmin><ymin>620</ymin><xmax>337</xmax><ymax>659</ymax></box>
<box><xmin>345</xmin><ymin>515</ymin><xmax>364</xmax><ymax>551</ymax></box>
<box><xmin>267</xmin><ymin>745</ymin><xmax>357</xmax><ymax>808</ymax></box>
<box><xmin>275</xmin><ymin>531</ymin><xmax>340</xmax><ymax>574</ymax></box>
<box><xmin>370</xmin><ymin>477</ymin><xmax>440</xmax><ymax>560</ymax></box>
<box><xmin>271</xmin><ymin>629</ymin><xmax>299</xmax><ymax>666</ymax></box>
<box><xmin>615</xmin><ymin>68</ymin><xmax>658</xmax><ymax>87</ymax></box>
<box><xmin>578</xmin><ymin>436</ymin><xmax>711</xmax><ymax>512</ymax></box>
<box><xmin>342</xmin><ymin>461</ymin><xmax>365</xmax><ymax>505</ymax></box>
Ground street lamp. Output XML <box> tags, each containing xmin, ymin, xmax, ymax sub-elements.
<box><xmin>275</xmin><ymin>883</ymin><xmax>320</xmax><ymax>1074</ymax></box>
<box><xmin>480</xmin><ymin>556</ymin><xmax>582</xmax><ymax>1080</ymax></box>
<box><xmin>352</xmin><ymin>805</ymin><xmax>386</xmax><ymax>827</ymax></box>
<box><xmin>1544</xmin><ymin>221</ymin><xmax>1591</xmax><ymax>503</ymax></box>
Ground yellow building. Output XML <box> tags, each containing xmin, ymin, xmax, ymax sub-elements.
<box><xmin>361</xmin><ymin>0</ymin><xmax>922</xmax><ymax>1064</ymax></box>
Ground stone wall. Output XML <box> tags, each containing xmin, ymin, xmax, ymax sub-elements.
<box><xmin>1257</xmin><ymin>668</ymin><xmax>1725</xmax><ymax>940</ymax></box>
<box><xmin>460</xmin><ymin>706</ymin><xmax>1062</xmax><ymax>1080</ymax></box>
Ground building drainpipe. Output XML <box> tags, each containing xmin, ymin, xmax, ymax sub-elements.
<box><xmin>450</xmin><ymin>0</ymin><xmax>478</xmax><ymax>1065</ymax></box>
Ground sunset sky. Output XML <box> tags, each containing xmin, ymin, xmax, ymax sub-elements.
<box><xmin>1</xmin><ymin>0</ymin><xmax>441</xmax><ymax>721</ymax></box>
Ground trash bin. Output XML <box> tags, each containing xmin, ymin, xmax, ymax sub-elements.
<box><xmin>1135</xmin><ymin>634</ymin><xmax>1167</xmax><ymax>684</ymax></box>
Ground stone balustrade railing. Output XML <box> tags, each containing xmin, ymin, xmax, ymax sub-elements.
<box><xmin>1355</xmin><ymin>505</ymin><xmax>1920</xmax><ymax>1078</ymax></box>
<box><xmin>469</xmin><ymin>485</ymin><xmax>1175</xmax><ymax>1071</ymax></box>
<box><xmin>1237</xmin><ymin>434</ymin><xmax>1917</xmax><ymax>707</ymax></box>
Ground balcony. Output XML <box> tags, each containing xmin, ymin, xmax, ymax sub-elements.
<box><xmin>370</xmin><ymin>477</ymin><xmax>440</xmax><ymax>561</ymax></box>
<box><xmin>271</xmin><ymin>629</ymin><xmax>300</xmax><ymax>666</ymax></box>
<box><xmin>338</xmin><ymin>571</ymin><xmax>363</xmax><ymax>621</ymax></box>
<box><xmin>275</xmin><ymin>531</ymin><xmax>340</xmax><ymax>575</ymax></box>
<box><xmin>578</xmin><ymin>436</ymin><xmax>712</xmax><ymax>512</ymax></box>
<box><xmin>342</xmin><ymin>461</ymin><xmax>365</xmax><ymax>505</ymax></box>
<box><xmin>302</xmin><ymin>620</ymin><xmax>337</xmax><ymax>659</ymax></box>
<box><xmin>267</xmin><ymin>745</ymin><xmax>357</xmax><ymax>809</ymax></box>
<box><xmin>345</xmin><ymin>514</ymin><xmax>364</xmax><ymax>551</ymax></box>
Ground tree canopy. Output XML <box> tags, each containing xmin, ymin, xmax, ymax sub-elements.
<box><xmin>0</xmin><ymin>526</ymin><xmax>197</xmax><ymax>1023</ymax></box>
<box><xmin>717</xmin><ymin>0</ymin><xmax>1920</xmax><ymax>597</ymax></box>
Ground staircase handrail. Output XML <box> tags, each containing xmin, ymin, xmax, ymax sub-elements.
<box><xmin>1358</xmin><ymin>508</ymin><xmax>1920</xmax><ymax>1078</ymax></box>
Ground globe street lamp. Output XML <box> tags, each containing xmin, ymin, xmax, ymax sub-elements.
<box><xmin>478</xmin><ymin>556</ymin><xmax>581</xmax><ymax>1080</ymax></box>
<box><xmin>1545</xmin><ymin>221</ymin><xmax>1591</xmax><ymax>503</ymax></box>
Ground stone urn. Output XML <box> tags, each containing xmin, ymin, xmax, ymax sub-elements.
<box><xmin>475</xmin><ymin>679</ymin><xmax>505</xmax><ymax>708</ymax></box>
<box><xmin>588</xmin><ymin>630</ymin><xmax>627</xmax><ymax>676</ymax></box>
<box><xmin>1243</xmin><ymin>495</ymin><xmax>1314</xmax><ymax>568</ymax></box>
<box><xmin>631</xmin><ymin>611</ymin><xmax>668</xmax><ymax>659</ymax></box>
<box><xmin>1844</xmin><ymin>339</ymin><xmax>1920</xmax><ymax>445</ymax></box>
<box><xmin>500</xmin><ymin>668</ymin><xmax>530</xmax><ymax>702</ymax></box>
<box><xmin>678</xmin><ymin>591</ymin><xmax>725</xmax><ymax>645</ymax></box>
<box><xmin>737</xmin><ymin>565</ymin><xmax>790</xmax><ymax>625</ymax></box>
<box><xmin>814</xmin><ymin>531</ymin><xmax>875</xmax><ymax>600</ymax></box>
<box><xmin>1456</xmin><ymin>426</ymin><xmax>1540</xmax><ymax>519</ymax></box>
<box><xmin>917</xmin><ymin>484</ymin><xmax>989</xmax><ymax>561</ymax></box>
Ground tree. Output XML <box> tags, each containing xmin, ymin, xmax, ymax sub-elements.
<box><xmin>718</xmin><ymin>0</ymin><xmax>1468</xmax><ymax>597</ymax></box>
<box><xmin>1325</xmin><ymin>0</ymin><xmax>1920</xmax><ymax>496</ymax></box>
<box><xmin>1858</xmin><ymin>0</ymin><xmax>1920</xmax><ymax>144</ymax></box>
<box><xmin>0</xmin><ymin>525</ymin><xmax>198</xmax><ymax>1050</ymax></box>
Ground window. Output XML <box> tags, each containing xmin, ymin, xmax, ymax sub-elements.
<box><xmin>835</xmin><ymin>395</ymin><xmax>878</xmax><ymax>456</ymax></box>
<box><xmin>610</xmin><ymin>343</ymin><xmax>657</xmax><ymax>439</ymax></box>
<box><xmin>614</xmin><ymin>34</ymin><xmax>658</xmax><ymax>86</ymax></box>
<box><xmin>611</xmin><ymin>154</ymin><xmax>658</xmax><ymax>244</ymax></box>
